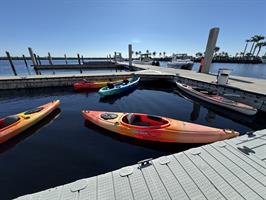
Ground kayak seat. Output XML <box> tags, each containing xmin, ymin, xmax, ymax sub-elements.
<box><xmin>107</xmin><ymin>83</ymin><xmax>114</xmax><ymax>89</ymax></box>
<box><xmin>132</xmin><ymin>121</ymin><xmax>150</xmax><ymax>126</ymax></box>
<box><xmin>123</xmin><ymin>114</ymin><xmax>150</xmax><ymax>126</ymax></box>
<box><xmin>0</xmin><ymin>115</ymin><xmax>20</xmax><ymax>129</ymax></box>
<box><xmin>123</xmin><ymin>79</ymin><xmax>129</xmax><ymax>85</ymax></box>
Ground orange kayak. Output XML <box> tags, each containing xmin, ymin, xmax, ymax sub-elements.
<box><xmin>74</xmin><ymin>79</ymin><xmax>122</xmax><ymax>90</ymax></box>
<box><xmin>0</xmin><ymin>100</ymin><xmax>60</xmax><ymax>143</ymax></box>
<box><xmin>82</xmin><ymin>111</ymin><xmax>239</xmax><ymax>143</ymax></box>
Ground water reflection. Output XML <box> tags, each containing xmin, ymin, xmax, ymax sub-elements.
<box><xmin>176</xmin><ymin>88</ymin><xmax>266</xmax><ymax>130</ymax></box>
<box><xmin>190</xmin><ymin>102</ymin><xmax>201</xmax><ymax>121</ymax></box>
<box><xmin>0</xmin><ymin>108</ymin><xmax>61</xmax><ymax>154</ymax></box>
<box><xmin>99</xmin><ymin>87</ymin><xmax>137</xmax><ymax>104</ymax></box>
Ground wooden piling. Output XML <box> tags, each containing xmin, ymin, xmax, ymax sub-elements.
<box><xmin>37</xmin><ymin>55</ymin><xmax>42</xmax><ymax>65</ymax></box>
<box><xmin>114</xmin><ymin>52</ymin><xmax>117</xmax><ymax>62</ymax></box>
<box><xmin>5</xmin><ymin>51</ymin><xmax>17</xmax><ymax>76</ymax></box>
<box><xmin>34</xmin><ymin>54</ymin><xmax>39</xmax><ymax>66</ymax></box>
<box><xmin>48</xmin><ymin>52</ymin><xmax>53</xmax><ymax>65</ymax></box>
<box><xmin>77</xmin><ymin>54</ymin><xmax>82</xmax><ymax>73</ymax></box>
<box><xmin>22</xmin><ymin>54</ymin><xmax>28</xmax><ymax>67</ymax></box>
<box><xmin>22</xmin><ymin>54</ymin><xmax>31</xmax><ymax>75</ymax></box>
<box><xmin>201</xmin><ymin>27</ymin><xmax>219</xmax><ymax>73</ymax></box>
<box><xmin>28</xmin><ymin>47</ymin><xmax>37</xmax><ymax>66</ymax></box>
<box><xmin>64</xmin><ymin>54</ymin><xmax>68</xmax><ymax>64</ymax></box>
<box><xmin>77</xmin><ymin>53</ymin><xmax>81</xmax><ymax>65</ymax></box>
<box><xmin>128</xmin><ymin>44</ymin><xmax>132</xmax><ymax>70</ymax></box>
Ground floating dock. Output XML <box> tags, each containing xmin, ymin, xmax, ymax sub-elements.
<box><xmin>15</xmin><ymin>129</ymin><xmax>266</xmax><ymax>200</ymax></box>
<box><xmin>0</xmin><ymin>63</ymin><xmax>265</xmax><ymax>112</ymax></box>
<box><xmin>129</xmin><ymin>63</ymin><xmax>266</xmax><ymax>112</ymax></box>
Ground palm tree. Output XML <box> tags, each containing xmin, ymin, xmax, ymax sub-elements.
<box><xmin>243</xmin><ymin>39</ymin><xmax>251</xmax><ymax>56</ymax></box>
<box><xmin>138</xmin><ymin>51</ymin><xmax>141</xmax><ymax>55</ymax></box>
<box><xmin>256</xmin><ymin>42</ymin><xmax>266</xmax><ymax>57</ymax></box>
<box><xmin>214</xmin><ymin>46</ymin><xmax>220</xmax><ymax>56</ymax></box>
<box><xmin>163</xmin><ymin>52</ymin><xmax>166</xmax><ymax>57</ymax></box>
<box><xmin>159</xmin><ymin>52</ymin><xmax>162</xmax><ymax>58</ymax></box>
<box><xmin>146</xmin><ymin>50</ymin><xmax>150</xmax><ymax>54</ymax></box>
<box><xmin>152</xmin><ymin>51</ymin><xmax>156</xmax><ymax>58</ymax></box>
<box><xmin>249</xmin><ymin>35</ymin><xmax>265</xmax><ymax>55</ymax></box>
<box><xmin>249</xmin><ymin>36</ymin><xmax>257</xmax><ymax>55</ymax></box>
<box><xmin>252</xmin><ymin>35</ymin><xmax>265</xmax><ymax>55</ymax></box>
<box><xmin>135</xmin><ymin>51</ymin><xmax>139</xmax><ymax>57</ymax></box>
<box><xmin>224</xmin><ymin>52</ymin><xmax>229</xmax><ymax>57</ymax></box>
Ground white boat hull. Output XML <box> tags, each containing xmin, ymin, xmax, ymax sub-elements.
<box><xmin>133</xmin><ymin>60</ymin><xmax>153</xmax><ymax>65</ymax></box>
<box><xmin>167</xmin><ymin>61</ymin><xmax>193</xmax><ymax>70</ymax></box>
<box><xmin>176</xmin><ymin>82</ymin><xmax>257</xmax><ymax>115</ymax></box>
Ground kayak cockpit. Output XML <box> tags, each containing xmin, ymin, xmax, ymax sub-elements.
<box><xmin>0</xmin><ymin>115</ymin><xmax>20</xmax><ymax>129</ymax></box>
<box><xmin>122</xmin><ymin>114</ymin><xmax>170</xmax><ymax>128</ymax></box>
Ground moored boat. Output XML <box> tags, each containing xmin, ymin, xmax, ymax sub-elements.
<box><xmin>176</xmin><ymin>82</ymin><xmax>257</xmax><ymax>115</ymax></box>
<box><xmin>0</xmin><ymin>100</ymin><xmax>60</xmax><ymax>143</ymax></box>
<box><xmin>74</xmin><ymin>79</ymin><xmax>122</xmax><ymax>90</ymax></box>
<box><xmin>82</xmin><ymin>110</ymin><xmax>239</xmax><ymax>143</ymax></box>
<box><xmin>167</xmin><ymin>59</ymin><xmax>194</xmax><ymax>70</ymax></box>
<box><xmin>98</xmin><ymin>77</ymin><xmax>140</xmax><ymax>97</ymax></box>
<box><xmin>167</xmin><ymin>54</ymin><xmax>194</xmax><ymax>70</ymax></box>
<box><xmin>133</xmin><ymin>53</ymin><xmax>153</xmax><ymax>65</ymax></box>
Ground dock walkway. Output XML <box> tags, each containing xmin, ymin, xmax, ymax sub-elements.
<box><xmin>1</xmin><ymin>62</ymin><xmax>266</xmax><ymax>111</ymax></box>
<box><xmin>124</xmin><ymin>63</ymin><xmax>266</xmax><ymax>112</ymax></box>
<box><xmin>15</xmin><ymin>129</ymin><xmax>266</xmax><ymax>200</ymax></box>
<box><xmin>130</xmin><ymin>63</ymin><xmax>266</xmax><ymax>96</ymax></box>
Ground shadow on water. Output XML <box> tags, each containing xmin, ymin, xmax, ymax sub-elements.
<box><xmin>174</xmin><ymin>88</ymin><xmax>266</xmax><ymax>131</ymax></box>
<box><xmin>84</xmin><ymin>120</ymin><xmax>201</xmax><ymax>154</ymax></box>
<box><xmin>0</xmin><ymin>108</ymin><xmax>61</xmax><ymax>154</ymax></box>
<box><xmin>99</xmin><ymin>87</ymin><xmax>138</xmax><ymax>104</ymax></box>
<box><xmin>0</xmin><ymin>87</ymin><xmax>74</xmax><ymax>101</ymax></box>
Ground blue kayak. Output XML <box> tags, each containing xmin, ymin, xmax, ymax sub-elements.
<box><xmin>98</xmin><ymin>77</ymin><xmax>140</xmax><ymax>97</ymax></box>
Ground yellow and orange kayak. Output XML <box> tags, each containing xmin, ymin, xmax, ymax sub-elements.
<box><xmin>0</xmin><ymin>100</ymin><xmax>60</xmax><ymax>143</ymax></box>
<box><xmin>82</xmin><ymin>111</ymin><xmax>239</xmax><ymax>143</ymax></box>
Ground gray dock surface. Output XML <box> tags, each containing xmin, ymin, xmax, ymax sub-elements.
<box><xmin>130</xmin><ymin>63</ymin><xmax>266</xmax><ymax>96</ymax></box>
<box><xmin>15</xmin><ymin>129</ymin><xmax>266</xmax><ymax>200</ymax></box>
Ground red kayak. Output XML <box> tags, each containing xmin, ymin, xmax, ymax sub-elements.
<box><xmin>74</xmin><ymin>79</ymin><xmax>122</xmax><ymax>90</ymax></box>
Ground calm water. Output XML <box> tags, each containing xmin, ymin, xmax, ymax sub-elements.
<box><xmin>1</xmin><ymin>60</ymin><xmax>266</xmax><ymax>79</ymax></box>
<box><xmin>0</xmin><ymin>59</ymin><xmax>266</xmax><ymax>199</ymax></box>
<box><xmin>0</xmin><ymin>83</ymin><xmax>266</xmax><ymax>199</ymax></box>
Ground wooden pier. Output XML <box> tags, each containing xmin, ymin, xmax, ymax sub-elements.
<box><xmin>14</xmin><ymin>129</ymin><xmax>266</xmax><ymax>200</ymax></box>
<box><xmin>34</xmin><ymin>61</ymin><xmax>117</xmax><ymax>70</ymax></box>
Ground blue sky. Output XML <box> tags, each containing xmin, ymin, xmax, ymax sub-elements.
<box><xmin>1</xmin><ymin>0</ymin><xmax>266</xmax><ymax>57</ymax></box>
